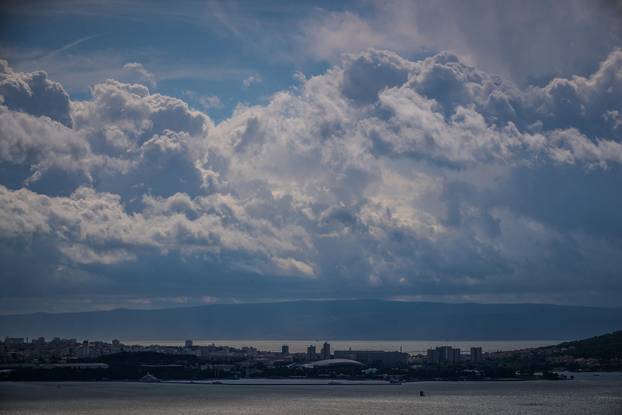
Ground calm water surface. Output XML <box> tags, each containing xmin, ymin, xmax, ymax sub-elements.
<box><xmin>124</xmin><ymin>339</ymin><xmax>563</xmax><ymax>353</ymax></box>
<box><xmin>1</xmin><ymin>374</ymin><xmax>621</xmax><ymax>414</ymax></box>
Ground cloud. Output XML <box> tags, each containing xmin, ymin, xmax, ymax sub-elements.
<box><xmin>300</xmin><ymin>11</ymin><xmax>397</xmax><ymax>62</ymax></box>
<box><xmin>1</xmin><ymin>47</ymin><xmax>622</xmax><ymax>310</ymax></box>
<box><xmin>0</xmin><ymin>184</ymin><xmax>310</xmax><ymax>271</ymax></box>
<box><xmin>58</xmin><ymin>244</ymin><xmax>137</xmax><ymax>265</ymax></box>
<box><xmin>72</xmin><ymin>79</ymin><xmax>211</xmax><ymax>140</ymax></box>
<box><xmin>242</xmin><ymin>74</ymin><xmax>262</xmax><ymax>88</ymax></box>
<box><xmin>300</xmin><ymin>0</ymin><xmax>622</xmax><ymax>85</ymax></box>
<box><xmin>119</xmin><ymin>62</ymin><xmax>157</xmax><ymax>89</ymax></box>
<box><xmin>0</xmin><ymin>59</ymin><xmax>73</xmax><ymax>127</ymax></box>
<box><xmin>273</xmin><ymin>257</ymin><xmax>316</xmax><ymax>278</ymax></box>
<box><xmin>183</xmin><ymin>90</ymin><xmax>223</xmax><ymax>110</ymax></box>
<box><xmin>526</xmin><ymin>49</ymin><xmax>622</xmax><ymax>139</ymax></box>
<box><xmin>340</xmin><ymin>49</ymin><xmax>412</xmax><ymax>104</ymax></box>
<box><xmin>0</xmin><ymin>105</ymin><xmax>93</xmax><ymax>187</ymax></box>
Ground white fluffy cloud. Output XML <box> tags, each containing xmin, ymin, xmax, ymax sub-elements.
<box><xmin>0</xmin><ymin>185</ymin><xmax>311</xmax><ymax>275</ymax></box>
<box><xmin>1</xmin><ymin>48</ymin><xmax>622</xmax><ymax>307</ymax></box>
<box><xmin>0</xmin><ymin>106</ymin><xmax>91</xmax><ymax>179</ymax></box>
<box><xmin>72</xmin><ymin>79</ymin><xmax>210</xmax><ymax>141</ymax></box>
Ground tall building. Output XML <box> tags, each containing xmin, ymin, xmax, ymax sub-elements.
<box><xmin>470</xmin><ymin>347</ymin><xmax>482</xmax><ymax>363</ymax></box>
<box><xmin>281</xmin><ymin>344</ymin><xmax>289</xmax><ymax>354</ymax></box>
<box><xmin>438</xmin><ymin>346</ymin><xmax>452</xmax><ymax>362</ymax></box>
<box><xmin>3</xmin><ymin>337</ymin><xmax>24</xmax><ymax>345</ymax></box>
<box><xmin>185</xmin><ymin>339</ymin><xmax>193</xmax><ymax>348</ymax></box>
<box><xmin>321</xmin><ymin>342</ymin><xmax>331</xmax><ymax>360</ymax></box>
<box><xmin>426</xmin><ymin>346</ymin><xmax>461</xmax><ymax>364</ymax></box>
<box><xmin>307</xmin><ymin>344</ymin><xmax>317</xmax><ymax>360</ymax></box>
<box><xmin>427</xmin><ymin>348</ymin><xmax>440</xmax><ymax>364</ymax></box>
<box><xmin>452</xmin><ymin>348</ymin><xmax>461</xmax><ymax>363</ymax></box>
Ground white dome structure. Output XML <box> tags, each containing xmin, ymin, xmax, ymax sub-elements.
<box><xmin>291</xmin><ymin>359</ymin><xmax>365</xmax><ymax>369</ymax></box>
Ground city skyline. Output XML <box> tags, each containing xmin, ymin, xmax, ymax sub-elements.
<box><xmin>3</xmin><ymin>330</ymin><xmax>621</xmax><ymax>381</ymax></box>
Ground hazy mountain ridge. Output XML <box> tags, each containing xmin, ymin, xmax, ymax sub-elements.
<box><xmin>1</xmin><ymin>300</ymin><xmax>621</xmax><ymax>341</ymax></box>
<box><xmin>547</xmin><ymin>330</ymin><xmax>622</xmax><ymax>359</ymax></box>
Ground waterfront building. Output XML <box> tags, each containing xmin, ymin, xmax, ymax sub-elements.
<box><xmin>471</xmin><ymin>347</ymin><xmax>483</xmax><ymax>363</ymax></box>
<box><xmin>426</xmin><ymin>346</ymin><xmax>461</xmax><ymax>364</ymax></box>
<box><xmin>427</xmin><ymin>348</ymin><xmax>440</xmax><ymax>364</ymax></box>
<box><xmin>281</xmin><ymin>344</ymin><xmax>289</xmax><ymax>354</ymax></box>
<box><xmin>292</xmin><ymin>358</ymin><xmax>364</xmax><ymax>370</ymax></box>
<box><xmin>333</xmin><ymin>350</ymin><xmax>409</xmax><ymax>367</ymax></box>
<box><xmin>321</xmin><ymin>342</ymin><xmax>331</xmax><ymax>360</ymax></box>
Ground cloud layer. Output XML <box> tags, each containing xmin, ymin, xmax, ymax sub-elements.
<box><xmin>301</xmin><ymin>0</ymin><xmax>622</xmax><ymax>85</ymax></box>
<box><xmin>1</xmin><ymin>48</ymin><xmax>622</xmax><ymax>312</ymax></box>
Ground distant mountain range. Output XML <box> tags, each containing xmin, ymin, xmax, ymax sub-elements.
<box><xmin>1</xmin><ymin>300</ymin><xmax>621</xmax><ymax>341</ymax></box>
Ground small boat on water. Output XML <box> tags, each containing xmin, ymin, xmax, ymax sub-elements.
<box><xmin>139</xmin><ymin>372</ymin><xmax>161</xmax><ymax>383</ymax></box>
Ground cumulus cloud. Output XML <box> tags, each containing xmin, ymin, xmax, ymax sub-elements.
<box><xmin>0</xmin><ymin>185</ymin><xmax>310</xmax><ymax>272</ymax></box>
<box><xmin>1</xmin><ymin>47</ymin><xmax>622</xmax><ymax>309</ymax></box>
<box><xmin>0</xmin><ymin>59</ymin><xmax>73</xmax><ymax>127</ymax></box>
<box><xmin>72</xmin><ymin>79</ymin><xmax>210</xmax><ymax>141</ymax></box>
<box><xmin>119</xmin><ymin>62</ymin><xmax>157</xmax><ymax>89</ymax></box>
<box><xmin>527</xmin><ymin>49</ymin><xmax>622</xmax><ymax>139</ymax></box>
<box><xmin>0</xmin><ymin>105</ymin><xmax>94</xmax><ymax>188</ymax></box>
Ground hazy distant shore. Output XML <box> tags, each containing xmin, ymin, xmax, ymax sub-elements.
<box><xmin>120</xmin><ymin>339</ymin><xmax>563</xmax><ymax>354</ymax></box>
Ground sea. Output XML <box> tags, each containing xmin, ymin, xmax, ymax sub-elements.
<box><xmin>123</xmin><ymin>339</ymin><xmax>563</xmax><ymax>353</ymax></box>
<box><xmin>1</xmin><ymin>373</ymin><xmax>621</xmax><ymax>414</ymax></box>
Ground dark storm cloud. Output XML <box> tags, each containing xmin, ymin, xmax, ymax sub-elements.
<box><xmin>0</xmin><ymin>60</ymin><xmax>73</xmax><ymax>127</ymax></box>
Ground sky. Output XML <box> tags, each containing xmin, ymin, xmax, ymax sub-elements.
<box><xmin>0</xmin><ymin>0</ymin><xmax>621</xmax><ymax>314</ymax></box>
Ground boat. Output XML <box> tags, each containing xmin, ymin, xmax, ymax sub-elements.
<box><xmin>139</xmin><ymin>372</ymin><xmax>161</xmax><ymax>383</ymax></box>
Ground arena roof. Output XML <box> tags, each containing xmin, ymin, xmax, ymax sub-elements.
<box><xmin>292</xmin><ymin>359</ymin><xmax>365</xmax><ymax>369</ymax></box>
